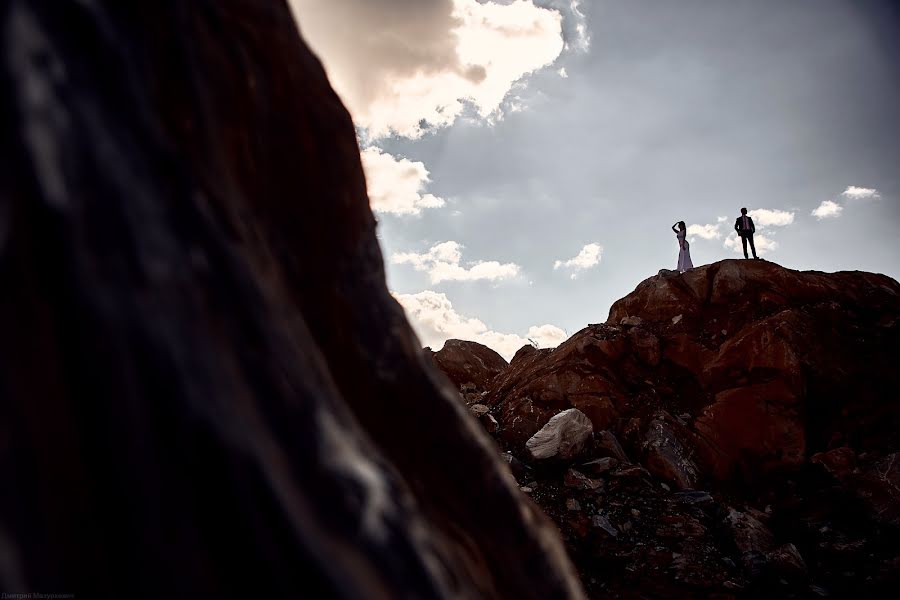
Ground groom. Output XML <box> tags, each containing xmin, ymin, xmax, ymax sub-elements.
<box><xmin>734</xmin><ymin>208</ymin><xmax>758</xmax><ymax>259</ymax></box>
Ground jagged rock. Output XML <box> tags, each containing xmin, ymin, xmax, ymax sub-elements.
<box><xmin>595</xmin><ymin>430</ymin><xmax>630</xmax><ymax>462</ymax></box>
<box><xmin>469</xmin><ymin>404</ymin><xmax>490</xmax><ymax>418</ymax></box>
<box><xmin>765</xmin><ymin>543</ymin><xmax>807</xmax><ymax>578</ymax></box>
<box><xmin>628</xmin><ymin>326</ymin><xmax>661</xmax><ymax>367</ymax></box>
<box><xmin>811</xmin><ymin>447</ymin><xmax>857</xmax><ymax>480</ymax></box>
<box><xmin>526</xmin><ymin>409</ymin><xmax>594</xmax><ymax>461</ymax></box>
<box><xmin>431</xmin><ymin>339</ymin><xmax>508</xmax><ymax>390</ymax></box>
<box><xmin>564</xmin><ymin>469</ymin><xmax>603</xmax><ymax>491</ymax></box>
<box><xmin>581</xmin><ymin>457</ymin><xmax>619</xmax><ymax>475</ymax></box>
<box><xmin>0</xmin><ymin>2</ymin><xmax>583</xmax><ymax>598</ymax></box>
<box><xmin>500</xmin><ymin>453</ymin><xmax>529</xmax><ymax>482</ymax></box>
<box><xmin>643</xmin><ymin>420</ymin><xmax>700</xmax><ymax>490</ymax></box>
<box><xmin>851</xmin><ymin>452</ymin><xmax>900</xmax><ymax>526</ymax></box>
<box><xmin>591</xmin><ymin>515</ymin><xmax>619</xmax><ymax>537</ymax></box>
<box><xmin>481</xmin><ymin>413</ymin><xmax>500</xmax><ymax>434</ymax></box>
<box><xmin>724</xmin><ymin>508</ymin><xmax>775</xmax><ymax>562</ymax></box>
<box><xmin>674</xmin><ymin>490</ymin><xmax>715</xmax><ymax>507</ymax></box>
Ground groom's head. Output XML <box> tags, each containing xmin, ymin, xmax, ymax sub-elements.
<box><xmin>740</xmin><ymin>207</ymin><xmax>748</xmax><ymax>215</ymax></box>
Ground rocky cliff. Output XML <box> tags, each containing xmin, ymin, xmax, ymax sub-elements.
<box><xmin>0</xmin><ymin>1</ymin><xmax>582</xmax><ymax>598</ymax></box>
<box><xmin>434</xmin><ymin>260</ymin><xmax>900</xmax><ymax>598</ymax></box>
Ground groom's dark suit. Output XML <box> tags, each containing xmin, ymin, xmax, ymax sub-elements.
<box><xmin>734</xmin><ymin>214</ymin><xmax>757</xmax><ymax>259</ymax></box>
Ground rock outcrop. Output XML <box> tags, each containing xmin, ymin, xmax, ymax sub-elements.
<box><xmin>0</xmin><ymin>2</ymin><xmax>583</xmax><ymax>598</ymax></box>
<box><xmin>428</xmin><ymin>339</ymin><xmax>508</xmax><ymax>392</ymax></box>
<box><xmin>449</xmin><ymin>260</ymin><xmax>900</xmax><ymax>597</ymax></box>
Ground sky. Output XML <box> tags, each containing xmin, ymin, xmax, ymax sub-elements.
<box><xmin>289</xmin><ymin>0</ymin><xmax>900</xmax><ymax>360</ymax></box>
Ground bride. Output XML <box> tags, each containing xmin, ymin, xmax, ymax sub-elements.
<box><xmin>672</xmin><ymin>221</ymin><xmax>693</xmax><ymax>273</ymax></box>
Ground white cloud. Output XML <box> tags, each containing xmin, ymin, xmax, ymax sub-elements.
<box><xmin>393</xmin><ymin>290</ymin><xmax>567</xmax><ymax>360</ymax></box>
<box><xmin>361</xmin><ymin>147</ymin><xmax>446</xmax><ymax>215</ymax></box>
<box><xmin>748</xmin><ymin>208</ymin><xmax>795</xmax><ymax>228</ymax></box>
<box><xmin>841</xmin><ymin>186</ymin><xmax>880</xmax><ymax>200</ymax></box>
<box><xmin>558</xmin><ymin>67</ymin><xmax>569</xmax><ymax>78</ymax></box>
<box><xmin>717</xmin><ymin>216</ymin><xmax>728</xmax><ymax>223</ymax></box>
<box><xmin>553</xmin><ymin>243</ymin><xmax>602</xmax><ymax>279</ymax></box>
<box><xmin>392</xmin><ymin>241</ymin><xmax>521</xmax><ymax>284</ymax></box>
<box><xmin>724</xmin><ymin>233</ymin><xmax>779</xmax><ymax>256</ymax></box>
<box><xmin>291</xmin><ymin>0</ymin><xmax>565</xmax><ymax>139</ymax></box>
<box><xmin>811</xmin><ymin>199</ymin><xmax>843</xmax><ymax>220</ymax></box>
<box><xmin>687</xmin><ymin>223</ymin><xmax>722</xmax><ymax>240</ymax></box>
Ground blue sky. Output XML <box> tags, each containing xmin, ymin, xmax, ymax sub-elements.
<box><xmin>291</xmin><ymin>0</ymin><xmax>900</xmax><ymax>358</ymax></box>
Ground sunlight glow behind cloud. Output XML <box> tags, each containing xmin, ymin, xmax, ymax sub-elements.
<box><xmin>393</xmin><ymin>290</ymin><xmax>567</xmax><ymax>359</ymax></box>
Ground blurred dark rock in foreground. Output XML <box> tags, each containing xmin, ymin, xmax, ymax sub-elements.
<box><xmin>435</xmin><ymin>260</ymin><xmax>900</xmax><ymax>598</ymax></box>
<box><xmin>0</xmin><ymin>1</ymin><xmax>583</xmax><ymax>598</ymax></box>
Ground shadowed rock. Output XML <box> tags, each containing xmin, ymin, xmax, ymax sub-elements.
<box><xmin>430</xmin><ymin>339</ymin><xmax>509</xmax><ymax>391</ymax></box>
<box><xmin>0</xmin><ymin>1</ymin><xmax>583</xmax><ymax>598</ymax></box>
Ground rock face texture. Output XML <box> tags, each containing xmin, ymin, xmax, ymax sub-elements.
<box><xmin>448</xmin><ymin>260</ymin><xmax>900</xmax><ymax>597</ymax></box>
<box><xmin>429</xmin><ymin>339</ymin><xmax>509</xmax><ymax>391</ymax></box>
<box><xmin>0</xmin><ymin>2</ymin><xmax>583</xmax><ymax>598</ymax></box>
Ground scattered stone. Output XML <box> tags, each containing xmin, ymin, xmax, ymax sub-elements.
<box><xmin>766</xmin><ymin>543</ymin><xmax>807</xmax><ymax>578</ymax></box>
<box><xmin>581</xmin><ymin>457</ymin><xmax>619</xmax><ymax>475</ymax></box>
<box><xmin>672</xmin><ymin>314</ymin><xmax>683</xmax><ymax>325</ymax></box>
<box><xmin>520</xmin><ymin>486</ymin><xmax>533</xmax><ymax>494</ymax></box>
<box><xmin>525</xmin><ymin>408</ymin><xmax>593</xmax><ymax>461</ymax></box>
<box><xmin>620</xmin><ymin>316</ymin><xmax>643</xmax><ymax>327</ymax></box>
<box><xmin>468</xmin><ymin>404</ymin><xmax>490</xmax><ymax>418</ymax></box>
<box><xmin>564</xmin><ymin>469</ymin><xmax>603</xmax><ymax>491</ymax></box>
<box><xmin>660</xmin><ymin>482</ymin><xmax>671</xmax><ymax>491</ymax></box>
<box><xmin>566</xmin><ymin>498</ymin><xmax>582</xmax><ymax>512</ymax></box>
<box><xmin>480</xmin><ymin>413</ymin><xmax>499</xmax><ymax>434</ymax></box>
<box><xmin>595</xmin><ymin>430</ymin><xmax>630</xmax><ymax>462</ymax></box>
<box><xmin>642</xmin><ymin>420</ymin><xmax>700</xmax><ymax>490</ymax></box>
<box><xmin>674</xmin><ymin>490</ymin><xmax>714</xmax><ymax>507</ymax></box>
<box><xmin>591</xmin><ymin>515</ymin><xmax>618</xmax><ymax>537</ymax></box>
<box><xmin>501</xmin><ymin>452</ymin><xmax>528</xmax><ymax>481</ymax></box>
<box><xmin>811</xmin><ymin>447</ymin><xmax>857</xmax><ymax>480</ymax></box>
<box><xmin>723</xmin><ymin>508</ymin><xmax>776</xmax><ymax>572</ymax></box>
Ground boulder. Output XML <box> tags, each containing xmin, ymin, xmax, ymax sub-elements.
<box><xmin>432</xmin><ymin>339</ymin><xmax>509</xmax><ymax>390</ymax></box>
<box><xmin>723</xmin><ymin>508</ymin><xmax>776</xmax><ymax>571</ymax></box>
<box><xmin>642</xmin><ymin>420</ymin><xmax>700</xmax><ymax>490</ymax></box>
<box><xmin>526</xmin><ymin>409</ymin><xmax>594</xmax><ymax>461</ymax></box>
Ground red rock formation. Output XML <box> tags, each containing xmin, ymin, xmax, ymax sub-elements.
<box><xmin>491</xmin><ymin>260</ymin><xmax>900</xmax><ymax>482</ymax></box>
<box><xmin>429</xmin><ymin>338</ymin><xmax>509</xmax><ymax>391</ymax></box>
<box><xmin>469</xmin><ymin>260</ymin><xmax>900</xmax><ymax>597</ymax></box>
<box><xmin>0</xmin><ymin>1</ymin><xmax>583</xmax><ymax>598</ymax></box>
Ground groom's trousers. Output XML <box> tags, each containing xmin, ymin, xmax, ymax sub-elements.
<box><xmin>741</xmin><ymin>234</ymin><xmax>757</xmax><ymax>259</ymax></box>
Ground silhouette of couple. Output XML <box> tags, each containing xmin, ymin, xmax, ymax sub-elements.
<box><xmin>671</xmin><ymin>208</ymin><xmax>758</xmax><ymax>273</ymax></box>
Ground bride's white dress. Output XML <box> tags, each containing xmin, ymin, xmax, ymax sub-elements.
<box><xmin>676</xmin><ymin>230</ymin><xmax>693</xmax><ymax>272</ymax></box>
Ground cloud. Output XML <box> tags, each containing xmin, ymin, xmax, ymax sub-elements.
<box><xmin>748</xmin><ymin>208</ymin><xmax>795</xmax><ymax>228</ymax></box>
<box><xmin>687</xmin><ymin>223</ymin><xmax>722</xmax><ymax>240</ymax></box>
<box><xmin>361</xmin><ymin>147</ymin><xmax>446</xmax><ymax>215</ymax></box>
<box><xmin>392</xmin><ymin>241</ymin><xmax>521</xmax><ymax>284</ymax></box>
<box><xmin>553</xmin><ymin>243</ymin><xmax>602</xmax><ymax>279</ymax></box>
<box><xmin>841</xmin><ymin>186</ymin><xmax>880</xmax><ymax>200</ymax></box>
<box><xmin>724</xmin><ymin>233</ymin><xmax>779</xmax><ymax>256</ymax></box>
<box><xmin>393</xmin><ymin>290</ymin><xmax>567</xmax><ymax>359</ymax></box>
<box><xmin>290</xmin><ymin>0</ymin><xmax>565</xmax><ymax>139</ymax></box>
<box><xmin>558</xmin><ymin>67</ymin><xmax>569</xmax><ymax>78</ymax></box>
<box><xmin>811</xmin><ymin>200</ymin><xmax>843</xmax><ymax>220</ymax></box>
